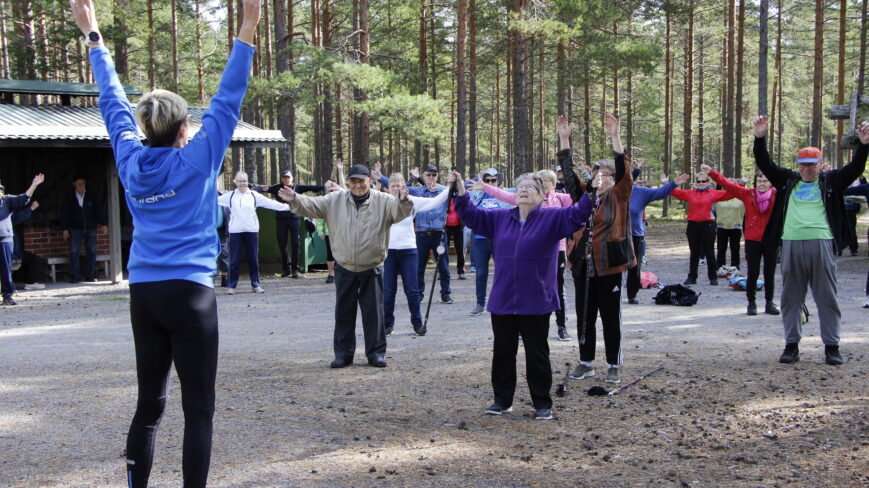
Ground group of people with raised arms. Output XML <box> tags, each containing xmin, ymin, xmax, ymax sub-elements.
<box><xmin>66</xmin><ymin>0</ymin><xmax>869</xmax><ymax>484</ymax></box>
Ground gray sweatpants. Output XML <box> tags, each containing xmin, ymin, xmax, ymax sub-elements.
<box><xmin>780</xmin><ymin>239</ymin><xmax>840</xmax><ymax>345</ymax></box>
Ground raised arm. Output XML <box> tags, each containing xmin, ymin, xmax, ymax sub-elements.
<box><xmin>409</xmin><ymin>185</ymin><xmax>450</xmax><ymax>213</ymax></box>
<box><xmin>703</xmin><ymin>165</ymin><xmax>752</xmax><ymax>201</ymax></box>
<box><xmin>482</xmin><ymin>183</ymin><xmax>517</xmax><ymax>205</ymax></box>
<box><xmin>287</xmin><ymin>192</ymin><xmax>333</xmax><ymax>220</ymax></box>
<box><xmin>829</xmin><ymin>121</ymin><xmax>869</xmax><ymax>190</ymax></box>
<box><xmin>335</xmin><ymin>158</ymin><xmax>346</xmax><ymax>189</ymax></box>
<box><xmin>254</xmin><ymin>193</ymin><xmax>290</xmax><ymax>212</ymax></box>
<box><xmin>752</xmin><ymin>116</ymin><xmax>791</xmax><ymax>189</ymax></box>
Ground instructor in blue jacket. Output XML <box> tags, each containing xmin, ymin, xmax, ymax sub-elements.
<box><xmin>69</xmin><ymin>0</ymin><xmax>260</xmax><ymax>486</ymax></box>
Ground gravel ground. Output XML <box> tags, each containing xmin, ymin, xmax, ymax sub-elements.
<box><xmin>1</xmin><ymin>220</ymin><xmax>867</xmax><ymax>488</ymax></box>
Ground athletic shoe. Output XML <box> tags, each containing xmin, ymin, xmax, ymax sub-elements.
<box><xmin>864</xmin><ymin>296</ymin><xmax>869</xmax><ymax>309</ymax></box>
<box><xmin>469</xmin><ymin>303</ymin><xmax>486</xmax><ymax>316</ymax></box>
<box><xmin>765</xmin><ymin>301</ymin><xmax>780</xmax><ymax>315</ymax></box>
<box><xmin>605</xmin><ymin>367</ymin><xmax>621</xmax><ymax>384</ymax></box>
<box><xmin>747</xmin><ymin>301</ymin><xmax>758</xmax><ymax>316</ymax></box>
<box><xmin>824</xmin><ymin>345</ymin><xmax>843</xmax><ymax>366</ymax></box>
<box><xmin>441</xmin><ymin>294</ymin><xmax>453</xmax><ymax>304</ymax></box>
<box><xmin>683</xmin><ymin>277</ymin><xmax>696</xmax><ymax>286</ymax></box>
<box><xmin>384</xmin><ymin>326</ymin><xmax>393</xmax><ymax>336</ymax></box>
<box><xmin>226</xmin><ymin>288</ymin><xmax>235</xmax><ymax>295</ymax></box>
<box><xmin>23</xmin><ymin>283</ymin><xmax>45</xmax><ymax>290</ymax></box>
<box><xmin>253</xmin><ymin>286</ymin><xmax>265</xmax><ymax>293</ymax></box>
<box><xmin>413</xmin><ymin>324</ymin><xmax>427</xmax><ymax>336</ymax></box>
<box><xmin>458</xmin><ymin>273</ymin><xmax>466</xmax><ymax>280</ymax></box>
<box><xmin>709</xmin><ymin>278</ymin><xmax>719</xmax><ymax>286</ymax></box>
<box><xmin>534</xmin><ymin>408</ymin><xmax>554</xmax><ymax>420</ymax></box>
<box><xmin>291</xmin><ymin>271</ymin><xmax>300</xmax><ymax>279</ymax></box>
<box><xmin>569</xmin><ymin>364</ymin><xmax>595</xmax><ymax>380</ymax></box>
<box><xmin>469</xmin><ymin>265</ymin><xmax>476</xmax><ymax>273</ymax></box>
<box><xmin>325</xmin><ymin>275</ymin><xmax>335</xmax><ymax>284</ymax></box>
<box><xmin>557</xmin><ymin>326</ymin><xmax>571</xmax><ymax>341</ymax></box>
<box><xmin>779</xmin><ymin>343</ymin><xmax>799</xmax><ymax>364</ymax></box>
<box><xmin>484</xmin><ymin>404</ymin><xmax>513</xmax><ymax>415</ymax></box>
<box><xmin>627</xmin><ymin>297</ymin><xmax>639</xmax><ymax>305</ymax></box>
<box><xmin>2</xmin><ymin>296</ymin><xmax>17</xmax><ymax>306</ymax></box>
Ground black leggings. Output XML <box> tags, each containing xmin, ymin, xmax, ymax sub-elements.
<box><xmin>445</xmin><ymin>225</ymin><xmax>465</xmax><ymax>274</ymax></box>
<box><xmin>686</xmin><ymin>221</ymin><xmax>717</xmax><ymax>281</ymax></box>
<box><xmin>716</xmin><ymin>228</ymin><xmax>742</xmax><ymax>269</ymax></box>
<box><xmin>555</xmin><ymin>251</ymin><xmax>567</xmax><ymax>326</ymax></box>
<box><xmin>626</xmin><ymin>235</ymin><xmax>644</xmax><ymax>300</ymax></box>
<box><xmin>744</xmin><ymin>239</ymin><xmax>777</xmax><ymax>303</ymax></box>
<box><xmin>573</xmin><ymin>264</ymin><xmax>623</xmax><ymax>366</ymax></box>
<box><xmin>127</xmin><ymin>280</ymin><xmax>219</xmax><ymax>488</ymax></box>
<box><xmin>276</xmin><ymin>217</ymin><xmax>301</xmax><ymax>272</ymax></box>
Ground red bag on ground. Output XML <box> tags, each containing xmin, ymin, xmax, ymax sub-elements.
<box><xmin>640</xmin><ymin>271</ymin><xmax>658</xmax><ymax>289</ymax></box>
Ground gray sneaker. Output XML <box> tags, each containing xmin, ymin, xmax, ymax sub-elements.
<box><xmin>469</xmin><ymin>303</ymin><xmax>486</xmax><ymax>316</ymax></box>
<box><xmin>606</xmin><ymin>367</ymin><xmax>621</xmax><ymax>384</ymax></box>
<box><xmin>569</xmin><ymin>364</ymin><xmax>595</xmax><ymax>380</ymax></box>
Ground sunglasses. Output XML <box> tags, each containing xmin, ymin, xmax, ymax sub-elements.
<box><xmin>483</xmin><ymin>178</ymin><xmax>497</xmax><ymax>183</ymax></box>
<box><xmin>696</xmin><ymin>179</ymin><xmax>708</xmax><ymax>183</ymax></box>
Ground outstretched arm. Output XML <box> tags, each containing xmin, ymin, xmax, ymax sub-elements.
<box><xmin>752</xmin><ymin>116</ymin><xmax>791</xmax><ymax>189</ymax></box>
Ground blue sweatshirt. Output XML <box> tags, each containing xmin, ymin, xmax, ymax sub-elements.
<box><xmin>629</xmin><ymin>182</ymin><xmax>677</xmax><ymax>237</ymax></box>
<box><xmin>91</xmin><ymin>41</ymin><xmax>255</xmax><ymax>287</ymax></box>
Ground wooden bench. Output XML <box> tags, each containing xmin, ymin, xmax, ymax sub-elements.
<box><xmin>47</xmin><ymin>254</ymin><xmax>111</xmax><ymax>283</ymax></box>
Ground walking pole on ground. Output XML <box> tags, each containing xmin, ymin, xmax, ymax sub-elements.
<box><xmin>607</xmin><ymin>365</ymin><xmax>664</xmax><ymax>396</ymax></box>
<box><xmin>423</xmin><ymin>244</ymin><xmax>443</xmax><ymax>328</ymax></box>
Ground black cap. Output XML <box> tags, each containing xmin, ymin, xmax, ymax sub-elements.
<box><xmin>423</xmin><ymin>164</ymin><xmax>439</xmax><ymax>173</ymax></box>
<box><xmin>348</xmin><ymin>164</ymin><xmax>371</xmax><ymax>179</ymax></box>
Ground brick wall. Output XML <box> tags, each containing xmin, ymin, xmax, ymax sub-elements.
<box><xmin>21</xmin><ymin>226</ymin><xmax>111</xmax><ymax>279</ymax></box>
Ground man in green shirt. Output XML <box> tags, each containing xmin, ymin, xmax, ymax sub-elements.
<box><xmin>754</xmin><ymin>116</ymin><xmax>869</xmax><ymax>366</ymax></box>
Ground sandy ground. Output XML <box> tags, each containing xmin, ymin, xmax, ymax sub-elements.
<box><xmin>1</xmin><ymin>220</ymin><xmax>867</xmax><ymax>488</ymax></box>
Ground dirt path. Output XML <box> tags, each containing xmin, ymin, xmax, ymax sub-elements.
<box><xmin>1</xmin><ymin>221</ymin><xmax>867</xmax><ymax>487</ymax></box>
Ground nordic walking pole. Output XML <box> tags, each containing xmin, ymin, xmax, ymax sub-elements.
<box><xmin>607</xmin><ymin>365</ymin><xmax>664</xmax><ymax>397</ymax></box>
<box><xmin>422</xmin><ymin>245</ymin><xmax>441</xmax><ymax>328</ymax></box>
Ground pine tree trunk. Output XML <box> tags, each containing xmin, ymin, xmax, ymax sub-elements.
<box><xmin>147</xmin><ymin>0</ymin><xmax>155</xmax><ymax>89</ymax></box>
<box><xmin>556</xmin><ymin>42</ymin><xmax>566</xmax><ymax>117</ymax></box>
<box><xmin>195</xmin><ymin>0</ymin><xmax>205</xmax><ymax>103</ymax></box>
<box><xmin>414</xmin><ymin>0</ymin><xmax>428</xmax><ymax>167</ymax></box>
<box><xmin>758</xmin><ymin>0</ymin><xmax>769</xmax><ymax>115</ymax></box>
<box><xmin>321</xmin><ymin>0</ymin><xmax>334</xmax><ymax>180</ymax></box>
<box><xmin>735</xmin><ymin>0</ymin><xmax>745</xmax><ymax>177</ymax></box>
<box><xmin>455</xmin><ymin>0</ymin><xmax>467</xmax><ymax>174</ymax></box>
<box><xmin>723</xmin><ymin>0</ymin><xmax>735</xmax><ymax>176</ymax></box>
<box><xmin>0</xmin><ymin>0</ymin><xmax>9</xmax><ymax>79</ymax></box>
<box><xmin>698</xmin><ymin>34</ymin><xmax>705</xmax><ymax>167</ymax></box>
<box><xmin>810</xmin><ymin>0</ymin><xmax>824</xmax><ymax>148</ymax></box>
<box><xmin>859</xmin><ymin>0</ymin><xmax>867</xmax><ymax>96</ymax></box>
<box><xmin>511</xmin><ymin>0</ymin><xmax>531</xmax><ymax>176</ymax></box>
<box><xmin>537</xmin><ymin>44</ymin><xmax>545</xmax><ymax>170</ymax></box>
<box><xmin>583</xmin><ymin>82</ymin><xmax>591</xmax><ymax>166</ymax></box>
<box><xmin>335</xmin><ymin>83</ymin><xmax>343</xmax><ymax>159</ymax></box>
<box><xmin>171</xmin><ymin>0</ymin><xmax>179</xmax><ymax>91</ymax></box>
<box><xmin>836</xmin><ymin>0</ymin><xmax>846</xmax><ymax>167</ymax></box>
<box><xmin>111</xmin><ymin>0</ymin><xmax>129</xmax><ymax>81</ymax></box>
<box><xmin>352</xmin><ymin>0</ymin><xmax>370</xmax><ymax>167</ymax></box>
<box><xmin>11</xmin><ymin>0</ymin><xmax>37</xmax><ymax>81</ymax></box>
<box><xmin>682</xmin><ymin>2</ymin><xmax>694</xmax><ymax>176</ymax></box>
<box><xmin>468</xmin><ymin>0</ymin><xmax>478</xmax><ymax>176</ymax></box>
<box><xmin>663</xmin><ymin>11</ymin><xmax>672</xmax><ymax>217</ymax></box>
<box><xmin>430</xmin><ymin>9</ymin><xmax>439</xmax><ymax>167</ymax></box>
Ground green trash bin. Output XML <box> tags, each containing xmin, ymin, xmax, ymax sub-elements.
<box><xmin>256</xmin><ymin>209</ymin><xmax>326</xmax><ymax>273</ymax></box>
<box><xmin>300</xmin><ymin>218</ymin><xmax>328</xmax><ymax>272</ymax></box>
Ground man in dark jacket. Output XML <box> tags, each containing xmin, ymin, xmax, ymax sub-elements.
<box><xmin>753</xmin><ymin>116</ymin><xmax>869</xmax><ymax>366</ymax></box>
<box><xmin>259</xmin><ymin>171</ymin><xmax>325</xmax><ymax>278</ymax></box>
<box><xmin>60</xmin><ymin>175</ymin><xmax>107</xmax><ymax>283</ymax></box>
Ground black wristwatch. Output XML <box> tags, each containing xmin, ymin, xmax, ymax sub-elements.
<box><xmin>87</xmin><ymin>31</ymin><xmax>101</xmax><ymax>44</ymax></box>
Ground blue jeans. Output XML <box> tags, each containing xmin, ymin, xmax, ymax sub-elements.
<box><xmin>229</xmin><ymin>232</ymin><xmax>260</xmax><ymax>288</ymax></box>
<box><xmin>69</xmin><ymin>228</ymin><xmax>97</xmax><ymax>280</ymax></box>
<box><xmin>383</xmin><ymin>248</ymin><xmax>422</xmax><ymax>327</ymax></box>
<box><xmin>416</xmin><ymin>231</ymin><xmax>451</xmax><ymax>299</ymax></box>
<box><xmin>1</xmin><ymin>240</ymin><xmax>14</xmax><ymax>298</ymax></box>
<box><xmin>472</xmin><ymin>236</ymin><xmax>494</xmax><ymax>306</ymax></box>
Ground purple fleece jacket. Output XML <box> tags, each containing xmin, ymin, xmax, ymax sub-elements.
<box><xmin>454</xmin><ymin>191</ymin><xmax>593</xmax><ymax>315</ymax></box>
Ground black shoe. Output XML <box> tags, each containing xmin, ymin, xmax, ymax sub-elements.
<box><xmin>824</xmin><ymin>345</ymin><xmax>843</xmax><ymax>366</ymax></box>
<box><xmin>291</xmin><ymin>270</ymin><xmax>300</xmax><ymax>279</ymax></box>
<box><xmin>779</xmin><ymin>343</ymin><xmax>799</xmax><ymax>364</ymax></box>
<box><xmin>441</xmin><ymin>295</ymin><xmax>453</xmax><ymax>304</ymax></box>
<box><xmin>484</xmin><ymin>403</ymin><xmax>513</xmax><ymax>415</ymax></box>
<box><xmin>330</xmin><ymin>358</ymin><xmax>352</xmax><ymax>368</ymax></box>
<box><xmin>384</xmin><ymin>325</ymin><xmax>393</xmax><ymax>336</ymax></box>
<box><xmin>709</xmin><ymin>278</ymin><xmax>719</xmax><ymax>286</ymax></box>
<box><xmin>627</xmin><ymin>297</ymin><xmax>639</xmax><ymax>305</ymax></box>
<box><xmin>2</xmin><ymin>296</ymin><xmax>17</xmax><ymax>306</ymax></box>
<box><xmin>281</xmin><ymin>270</ymin><xmax>291</xmax><ymax>277</ymax></box>
<box><xmin>220</xmin><ymin>275</ymin><xmax>228</xmax><ymax>288</ymax></box>
<box><xmin>69</xmin><ymin>277</ymin><xmax>81</xmax><ymax>284</ymax></box>
<box><xmin>683</xmin><ymin>277</ymin><xmax>696</xmax><ymax>285</ymax></box>
<box><xmin>747</xmin><ymin>301</ymin><xmax>758</xmax><ymax>316</ymax></box>
<box><xmin>765</xmin><ymin>301</ymin><xmax>780</xmax><ymax>315</ymax></box>
<box><xmin>413</xmin><ymin>324</ymin><xmax>427</xmax><ymax>336</ymax></box>
<box><xmin>367</xmin><ymin>356</ymin><xmax>387</xmax><ymax>367</ymax></box>
<box><xmin>85</xmin><ymin>276</ymin><xmax>98</xmax><ymax>282</ymax></box>
<box><xmin>534</xmin><ymin>408</ymin><xmax>554</xmax><ymax>420</ymax></box>
<box><xmin>557</xmin><ymin>326</ymin><xmax>571</xmax><ymax>341</ymax></box>
<box><xmin>458</xmin><ymin>273</ymin><xmax>466</xmax><ymax>280</ymax></box>
<box><xmin>325</xmin><ymin>275</ymin><xmax>335</xmax><ymax>284</ymax></box>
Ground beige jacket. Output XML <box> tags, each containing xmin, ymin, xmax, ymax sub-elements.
<box><xmin>290</xmin><ymin>190</ymin><xmax>414</xmax><ymax>272</ymax></box>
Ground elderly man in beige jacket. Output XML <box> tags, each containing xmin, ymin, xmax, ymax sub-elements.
<box><xmin>280</xmin><ymin>164</ymin><xmax>414</xmax><ymax>368</ymax></box>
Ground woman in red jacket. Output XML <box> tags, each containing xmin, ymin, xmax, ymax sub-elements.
<box><xmin>702</xmin><ymin>164</ymin><xmax>779</xmax><ymax>316</ymax></box>
<box><xmin>671</xmin><ymin>175</ymin><xmax>733</xmax><ymax>286</ymax></box>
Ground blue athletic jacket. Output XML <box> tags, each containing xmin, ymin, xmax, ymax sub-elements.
<box><xmin>91</xmin><ymin>41</ymin><xmax>255</xmax><ymax>286</ymax></box>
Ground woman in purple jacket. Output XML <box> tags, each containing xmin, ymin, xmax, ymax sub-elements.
<box><xmin>452</xmin><ymin>170</ymin><xmax>592</xmax><ymax>420</ymax></box>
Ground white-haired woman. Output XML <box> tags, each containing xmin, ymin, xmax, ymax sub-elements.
<box><xmin>70</xmin><ymin>0</ymin><xmax>260</xmax><ymax>485</ymax></box>
<box><xmin>218</xmin><ymin>171</ymin><xmax>289</xmax><ymax>294</ymax></box>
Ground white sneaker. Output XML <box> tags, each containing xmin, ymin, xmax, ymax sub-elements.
<box><xmin>253</xmin><ymin>286</ymin><xmax>265</xmax><ymax>294</ymax></box>
<box><xmin>23</xmin><ymin>283</ymin><xmax>45</xmax><ymax>290</ymax></box>
<box><xmin>226</xmin><ymin>288</ymin><xmax>235</xmax><ymax>295</ymax></box>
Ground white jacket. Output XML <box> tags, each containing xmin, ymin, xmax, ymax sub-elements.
<box><xmin>218</xmin><ymin>189</ymin><xmax>289</xmax><ymax>233</ymax></box>
<box><xmin>388</xmin><ymin>190</ymin><xmax>451</xmax><ymax>250</ymax></box>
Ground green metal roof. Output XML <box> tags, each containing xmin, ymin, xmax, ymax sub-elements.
<box><xmin>0</xmin><ymin>79</ymin><xmax>142</xmax><ymax>97</ymax></box>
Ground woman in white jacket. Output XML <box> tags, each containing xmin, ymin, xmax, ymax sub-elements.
<box><xmin>383</xmin><ymin>172</ymin><xmax>452</xmax><ymax>336</ymax></box>
<box><xmin>218</xmin><ymin>171</ymin><xmax>289</xmax><ymax>294</ymax></box>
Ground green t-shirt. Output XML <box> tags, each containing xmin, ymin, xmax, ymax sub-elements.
<box><xmin>782</xmin><ymin>180</ymin><xmax>833</xmax><ymax>240</ymax></box>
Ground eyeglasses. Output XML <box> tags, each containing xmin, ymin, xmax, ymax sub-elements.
<box><xmin>483</xmin><ymin>178</ymin><xmax>497</xmax><ymax>183</ymax></box>
<box><xmin>516</xmin><ymin>184</ymin><xmax>539</xmax><ymax>191</ymax></box>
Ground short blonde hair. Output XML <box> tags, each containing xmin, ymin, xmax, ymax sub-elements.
<box><xmin>537</xmin><ymin>169</ymin><xmax>557</xmax><ymax>187</ymax></box>
<box><xmin>388</xmin><ymin>173</ymin><xmax>404</xmax><ymax>185</ymax></box>
<box><xmin>136</xmin><ymin>89</ymin><xmax>189</xmax><ymax>147</ymax></box>
<box><xmin>234</xmin><ymin>171</ymin><xmax>249</xmax><ymax>182</ymax></box>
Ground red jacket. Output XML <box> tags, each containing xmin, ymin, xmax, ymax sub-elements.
<box><xmin>707</xmin><ymin>170</ymin><xmax>776</xmax><ymax>242</ymax></box>
<box><xmin>670</xmin><ymin>188</ymin><xmax>733</xmax><ymax>222</ymax></box>
<box><xmin>446</xmin><ymin>199</ymin><xmax>461</xmax><ymax>226</ymax></box>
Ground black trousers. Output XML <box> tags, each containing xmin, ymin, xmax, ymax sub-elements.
<box><xmin>686</xmin><ymin>221</ymin><xmax>717</xmax><ymax>281</ymax></box>
<box><xmin>445</xmin><ymin>225</ymin><xmax>465</xmax><ymax>274</ymax></box>
<box><xmin>127</xmin><ymin>280</ymin><xmax>219</xmax><ymax>488</ymax></box>
<box><xmin>716</xmin><ymin>228</ymin><xmax>742</xmax><ymax>269</ymax></box>
<box><xmin>333</xmin><ymin>264</ymin><xmax>386</xmax><ymax>361</ymax></box>
<box><xmin>845</xmin><ymin>209</ymin><xmax>859</xmax><ymax>253</ymax></box>
<box><xmin>744</xmin><ymin>239</ymin><xmax>777</xmax><ymax>303</ymax></box>
<box><xmin>555</xmin><ymin>251</ymin><xmax>567</xmax><ymax>326</ymax></box>
<box><xmin>276</xmin><ymin>217</ymin><xmax>301</xmax><ymax>272</ymax></box>
<box><xmin>573</xmin><ymin>264</ymin><xmax>623</xmax><ymax>366</ymax></box>
<box><xmin>626</xmin><ymin>235</ymin><xmax>645</xmax><ymax>300</ymax></box>
<box><xmin>490</xmin><ymin>313</ymin><xmax>552</xmax><ymax>410</ymax></box>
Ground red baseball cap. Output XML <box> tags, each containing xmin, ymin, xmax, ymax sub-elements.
<box><xmin>796</xmin><ymin>146</ymin><xmax>822</xmax><ymax>164</ymax></box>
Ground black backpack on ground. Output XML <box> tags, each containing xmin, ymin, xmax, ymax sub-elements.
<box><xmin>654</xmin><ymin>284</ymin><xmax>701</xmax><ymax>306</ymax></box>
